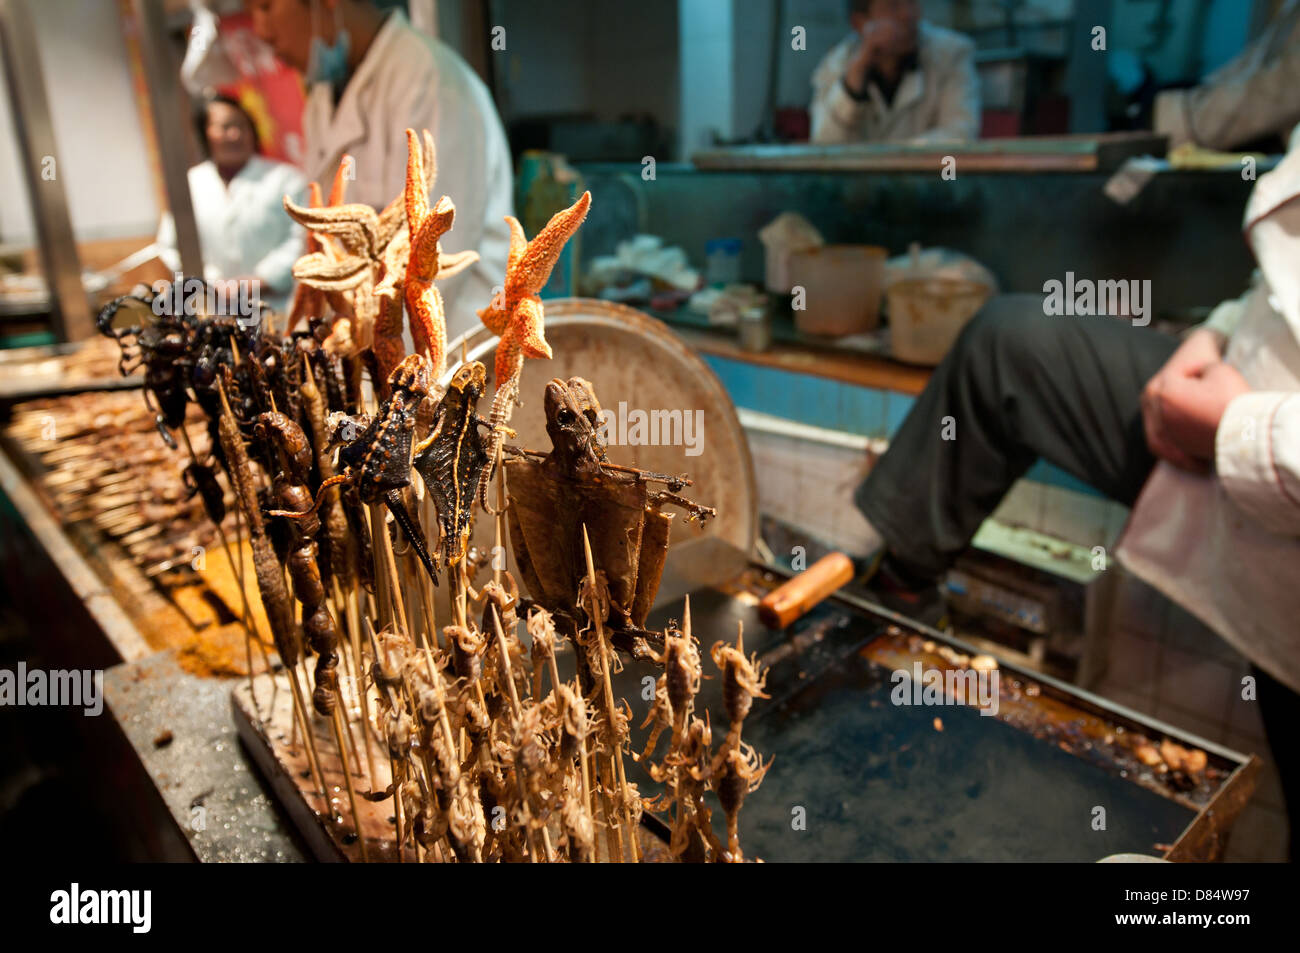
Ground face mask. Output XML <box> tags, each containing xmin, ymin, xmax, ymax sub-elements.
<box><xmin>306</xmin><ymin>30</ymin><xmax>350</xmax><ymax>85</ymax></box>
<box><xmin>305</xmin><ymin>1</ymin><xmax>350</xmax><ymax>86</ymax></box>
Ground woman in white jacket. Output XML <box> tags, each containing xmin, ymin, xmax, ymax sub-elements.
<box><xmin>156</xmin><ymin>95</ymin><xmax>307</xmax><ymax>312</ymax></box>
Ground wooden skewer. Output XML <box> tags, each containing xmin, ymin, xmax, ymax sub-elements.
<box><xmin>597</xmin><ymin>756</ymin><xmax>621</xmax><ymax>863</ymax></box>
<box><xmin>345</xmin><ymin>585</ymin><xmax>378</xmax><ymax>782</ymax></box>
<box><xmin>493</xmin><ymin>442</ymin><xmax>506</xmax><ymax>587</ymax></box>
<box><xmin>489</xmin><ymin>605</ymin><xmax>545</xmax><ymax>862</ymax></box>
<box><xmin>177</xmin><ymin>423</ymin><xmax>263</xmax><ymax>715</ymax></box>
<box><xmin>581</xmin><ymin>524</ymin><xmax>639</xmax><ymax>863</ymax></box>
<box><xmin>392</xmin><ymin>754</ymin><xmax>405</xmax><ymax>863</ymax></box>
<box><xmin>331</xmin><ymin>705</ymin><xmax>369</xmax><ymax>862</ymax></box>
<box><xmin>367</xmin><ymin>504</ymin><xmax>394</xmax><ymax>633</ymax></box>
<box><xmin>330</xmin><ymin>580</ymin><xmax>367</xmax><ymax>781</ymax></box>
<box><xmin>287</xmin><ymin>664</ymin><xmax>334</xmax><ymax>820</ymax></box>
<box><xmin>362</xmin><ymin>616</ymin><xmax>410</xmax><ymax>863</ymax></box>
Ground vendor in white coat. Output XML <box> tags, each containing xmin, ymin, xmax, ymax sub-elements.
<box><xmin>156</xmin><ymin>95</ymin><xmax>307</xmax><ymax>312</ymax></box>
<box><xmin>249</xmin><ymin>0</ymin><xmax>513</xmax><ymax>342</ymax></box>
<box><xmin>810</xmin><ymin>0</ymin><xmax>980</xmax><ymax>145</ymax></box>
<box><xmin>853</xmin><ymin>132</ymin><xmax>1300</xmax><ymax>857</ymax></box>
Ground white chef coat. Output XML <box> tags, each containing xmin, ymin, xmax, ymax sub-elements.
<box><xmin>300</xmin><ymin>10</ymin><xmax>513</xmax><ymax>343</ymax></box>
<box><xmin>156</xmin><ymin>155</ymin><xmax>307</xmax><ymax>311</ymax></box>
<box><xmin>810</xmin><ymin>22</ymin><xmax>980</xmax><ymax>145</ymax></box>
<box><xmin>1118</xmin><ymin>143</ymin><xmax>1300</xmax><ymax>694</ymax></box>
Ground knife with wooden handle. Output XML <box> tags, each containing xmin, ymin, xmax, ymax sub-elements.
<box><xmin>758</xmin><ymin>551</ymin><xmax>855</xmax><ymax>629</ymax></box>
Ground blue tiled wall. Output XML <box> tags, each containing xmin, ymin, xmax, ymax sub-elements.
<box><xmin>702</xmin><ymin>353</ymin><xmax>1105</xmax><ymax>498</ymax></box>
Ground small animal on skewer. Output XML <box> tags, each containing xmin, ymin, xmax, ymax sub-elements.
<box><xmin>271</xmin><ymin>354</ymin><xmax>440</xmax><ymax>585</ymax></box>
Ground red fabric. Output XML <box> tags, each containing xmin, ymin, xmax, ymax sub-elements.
<box><xmin>211</xmin><ymin>12</ymin><xmax>306</xmax><ymax>167</ymax></box>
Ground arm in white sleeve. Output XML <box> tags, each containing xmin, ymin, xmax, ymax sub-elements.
<box><xmin>155</xmin><ymin>212</ymin><xmax>181</xmax><ymax>275</ymax></box>
<box><xmin>810</xmin><ymin>76</ymin><xmax>871</xmax><ymax>144</ymax></box>
<box><xmin>1153</xmin><ymin>11</ymin><xmax>1300</xmax><ymax>150</ymax></box>
<box><xmin>252</xmin><ymin>176</ymin><xmax>307</xmax><ymax>293</ymax></box>
<box><xmin>1216</xmin><ymin>392</ymin><xmax>1300</xmax><ymax>535</ymax></box>
<box><xmin>386</xmin><ymin>60</ymin><xmax>506</xmax><ymax>338</ymax></box>
<box><xmin>910</xmin><ymin>42</ymin><xmax>980</xmax><ymax>143</ymax></box>
<box><xmin>384</xmin><ymin>73</ymin><xmax>490</xmax><ymax>255</ymax></box>
<box><xmin>1196</xmin><ymin>282</ymin><xmax>1256</xmax><ymax>343</ymax></box>
<box><xmin>157</xmin><ymin>207</ymin><xmax>219</xmax><ymax>282</ymax></box>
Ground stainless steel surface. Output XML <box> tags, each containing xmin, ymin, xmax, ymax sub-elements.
<box><xmin>131</xmin><ymin>0</ymin><xmax>204</xmax><ymax>280</ymax></box>
<box><xmin>448</xmin><ymin>298</ymin><xmax>759</xmax><ymax>560</ymax></box>
<box><xmin>2</xmin><ymin>438</ymin><xmax>303</xmax><ymax>861</ymax></box>
<box><xmin>652</xmin><ymin>533</ymin><xmax>751</xmax><ymax>608</ymax></box>
<box><xmin>104</xmin><ymin>651</ymin><xmax>305</xmax><ymax>863</ymax></box>
<box><xmin>0</xmin><ymin>0</ymin><xmax>94</xmax><ymax>340</ymax></box>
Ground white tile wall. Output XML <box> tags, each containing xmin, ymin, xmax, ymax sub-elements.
<box><xmin>746</xmin><ymin>426</ymin><xmax>879</xmax><ymax>556</ymax></box>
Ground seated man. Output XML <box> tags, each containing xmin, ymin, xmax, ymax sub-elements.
<box><xmin>854</xmin><ymin>140</ymin><xmax>1300</xmax><ymax>857</ymax></box>
<box><xmin>810</xmin><ymin>0</ymin><xmax>980</xmax><ymax>145</ymax></box>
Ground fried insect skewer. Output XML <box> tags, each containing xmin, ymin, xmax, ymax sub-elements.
<box><xmin>216</xmin><ymin>378</ymin><xmax>331</xmax><ymax>816</ymax></box>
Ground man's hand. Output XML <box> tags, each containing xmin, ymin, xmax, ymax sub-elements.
<box><xmin>845</xmin><ymin>20</ymin><xmax>904</xmax><ymax>95</ymax></box>
<box><xmin>1152</xmin><ymin>327</ymin><xmax>1224</xmax><ymax>381</ymax></box>
<box><xmin>1141</xmin><ymin>333</ymin><xmax>1250</xmax><ymax>471</ymax></box>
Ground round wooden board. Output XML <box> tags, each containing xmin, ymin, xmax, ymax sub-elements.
<box><xmin>447</xmin><ymin>299</ymin><xmax>757</xmax><ymax>568</ymax></box>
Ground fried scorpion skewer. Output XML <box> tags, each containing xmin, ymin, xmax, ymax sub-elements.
<box><xmin>580</xmin><ymin>525</ymin><xmax>640</xmax><ymax>862</ymax></box>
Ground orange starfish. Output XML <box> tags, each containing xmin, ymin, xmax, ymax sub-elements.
<box><xmin>473</xmin><ymin>191</ymin><xmax>590</xmax><ymax>514</ymax></box>
<box><xmin>328</xmin><ymin>154</ymin><xmax>351</xmax><ymax>207</ymax></box>
<box><xmin>402</xmin><ymin>128</ymin><xmax>461</xmax><ymax>378</ymax></box>
<box><xmin>476</xmin><ymin>190</ymin><xmax>591</xmax><ymax>391</ymax></box>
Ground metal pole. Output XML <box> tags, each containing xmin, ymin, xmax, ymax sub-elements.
<box><xmin>130</xmin><ymin>0</ymin><xmax>203</xmax><ymax>279</ymax></box>
<box><xmin>0</xmin><ymin>0</ymin><xmax>94</xmax><ymax>340</ymax></box>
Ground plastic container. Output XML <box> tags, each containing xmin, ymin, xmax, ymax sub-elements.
<box><xmin>759</xmin><ymin>212</ymin><xmax>823</xmax><ymax>293</ymax></box>
<box><xmin>705</xmin><ymin>238</ymin><xmax>743</xmax><ymax>287</ymax></box>
<box><xmin>738</xmin><ymin>304</ymin><xmax>771</xmax><ymax>352</ymax></box>
<box><xmin>786</xmin><ymin>245</ymin><xmax>887</xmax><ymax>336</ymax></box>
<box><xmin>887</xmin><ymin>277</ymin><xmax>992</xmax><ymax>366</ymax></box>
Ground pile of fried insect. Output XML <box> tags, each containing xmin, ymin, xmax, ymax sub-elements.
<box><xmin>97</xmin><ymin>129</ymin><xmax>770</xmax><ymax>863</ymax></box>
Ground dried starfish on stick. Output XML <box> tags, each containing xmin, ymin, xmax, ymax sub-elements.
<box><xmin>284</xmin><ymin>140</ymin><xmax>435</xmax><ymax>361</ymax></box>
<box><xmin>475</xmin><ymin>190</ymin><xmax>592</xmax><ymax>510</ymax></box>
<box><xmin>286</xmin><ymin>181</ymin><xmax>328</xmax><ymax>330</ymax></box>
<box><xmin>401</xmin><ymin>127</ymin><xmax>479</xmax><ymax>380</ymax></box>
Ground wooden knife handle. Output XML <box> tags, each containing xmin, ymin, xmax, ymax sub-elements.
<box><xmin>758</xmin><ymin>552</ymin><xmax>854</xmax><ymax>629</ymax></box>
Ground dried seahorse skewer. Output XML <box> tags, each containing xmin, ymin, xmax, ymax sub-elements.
<box><xmin>702</xmin><ymin>621</ymin><xmax>771</xmax><ymax>862</ymax></box>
